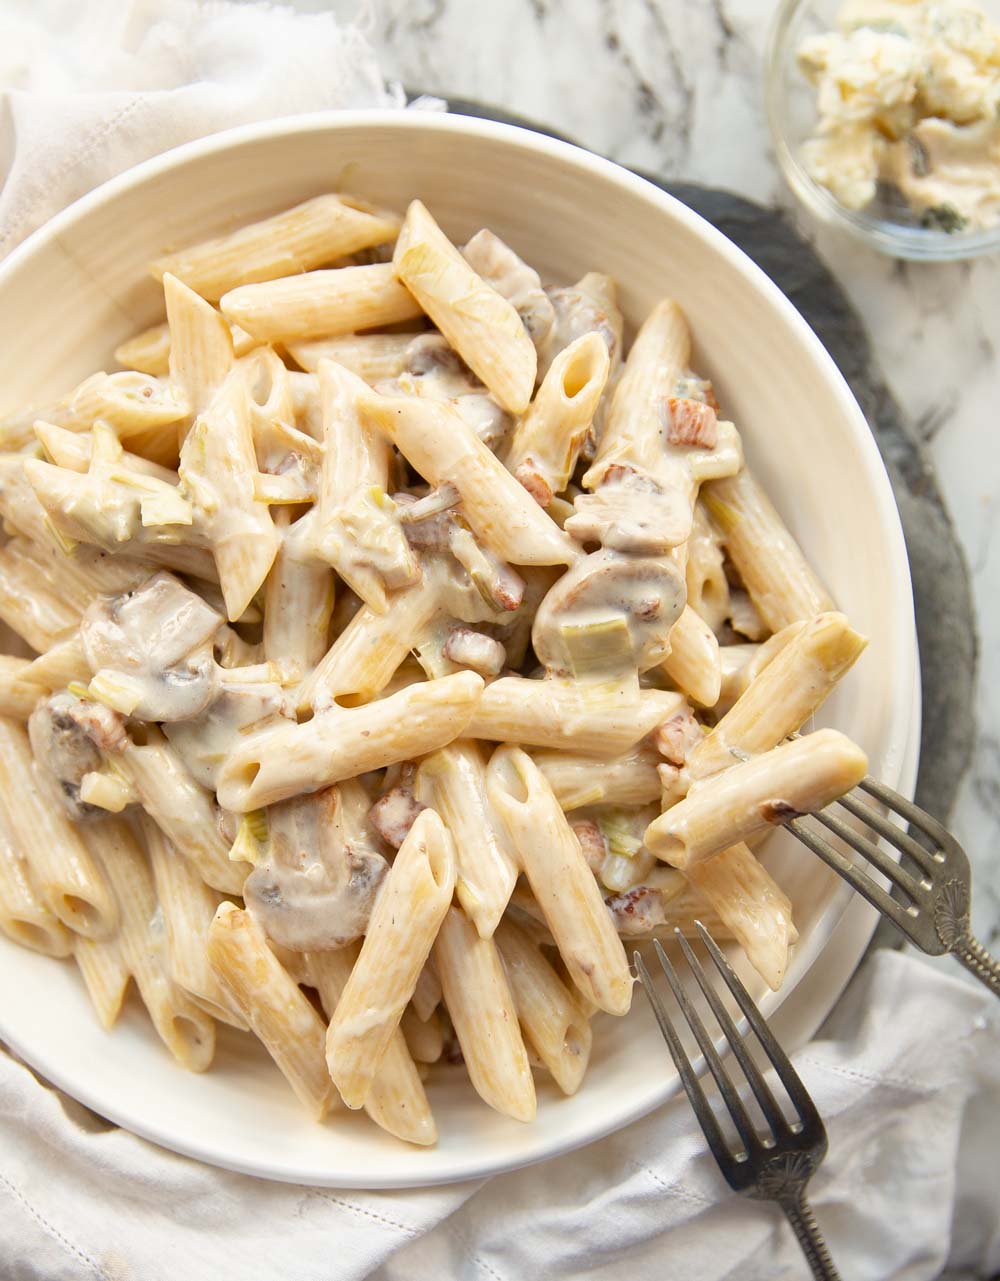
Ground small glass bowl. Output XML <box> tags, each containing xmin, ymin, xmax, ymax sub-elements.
<box><xmin>766</xmin><ymin>0</ymin><xmax>1000</xmax><ymax>261</ymax></box>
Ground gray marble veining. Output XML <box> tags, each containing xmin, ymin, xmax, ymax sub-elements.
<box><xmin>365</xmin><ymin>0</ymin><xmax>1000</xmax><ymax>955</ymax></box>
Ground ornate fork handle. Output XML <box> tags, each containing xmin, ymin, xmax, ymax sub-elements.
<box><xmin>953</xmin><ymin>934</ymin><xmax>1000</xmax><ymax>996</ymax></box>
<box><xmin>780</xmin><ymin>1193</ymin><xmax>843</xmax><ymax>1281</ymax></box>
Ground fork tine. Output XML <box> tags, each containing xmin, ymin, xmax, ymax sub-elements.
<box><xmin>651</xmin><ymin>939</ymin><xmax>760</xmax><ymax>1155</ymax></box>
<box><xmin>809</xmin><ymin>806</ymin><xmax>923</xmax><ymax>897</ymax></box>
<box><xmin>787</xmin><ymin>817</ymin><xmax>916</xmax><ymax>933</ymax></box>
<box><xmin>835</xmin><ymin>791</ymin><xmax>941</xmax><ymax>874</ymax></box>
<box><xmin>857</xmin><ymin>776</ymin><xmax>952</xmax><ymax>848</ymax></box>
<box><xmin>633</xmin><ymin>951</ymin><xmax>734</xmax><ymax>1173</ymax></box>
<box><xmin>693</xmin><ymin>922</ymin><xmax>822</xmax><ymax>1131</ymax></box>
<box><xmin>674</xmin><ymin>930</ymin><xmax>790</xmax><ymax>1137</ymax></box>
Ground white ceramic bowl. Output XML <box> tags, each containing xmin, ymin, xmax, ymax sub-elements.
<box><xmin>0</xmin><ymin>112</ymin><xmax>919</xmax><ymax>1188</ymax></box>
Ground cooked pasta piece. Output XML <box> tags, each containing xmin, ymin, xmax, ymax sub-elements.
<box><xmin>415</xmin><ymin>739</ymin><xmax>517</xmax><ymax>938</ymax></box>
<box><xmin>702</xmin><ymin>468</ymin><xmax>834</xmax><ymax>631</ymax></box>
<box><xmin>73</xmin><ymin>935</ymin><xmax>130</xmax><ymax>1029</ymax></box>
<box><xmin>532</xmin><ymin>746</ymin><xmax>662</xmax><ymax>811</ymax></box>
<box><xmin>207</xmin><ymin>902</ymin><xmax>334</xmax><ymax>1117</ymax></box>
<box><xmin>487</xmin><ymin>746</ymin><xmax>632</xmax><ymax>1016</ymax></box>
<box><xmin>178</xmin><ymin>370</ymin><xmax>279</xmax><ymax>620</ymax></box>
<box><xmin>0</xmin><ymin>717</ymin><xmax>117</xmax><ymax>938</ymax></box>
<box><xmin>0</xmin><ymin>786</ymin><xmax>72</xmax><ymax>957</ymax></box>
<box><xmin>218</xmin><ymin>671</ymin><xmax>484</xmax><ymax>811</ymax></box>
<box><xmin>152</xmin><ymin>193</ymin><xmax>401</xmax><ymax>300</ymax></box>
<box><xmin>468</xmin><ymin>678</ymin><xmax>686</xmax><ymax>755</ymax></box>
<box><xmin>503</xmin><ymin>332</ymin><xmax>610</xmax><ymax>506</ymax></box>
<box><xmin>285</xmin><ymin>332</ymin><xmax>417</xmax><ymax>380</ymax></box>
<box><xmin>358</xmin><ymin>388</ymin><xmax>578</xmax><ymax>568</ymax></box>
<box><xmin>433</xmin><ymin>905</ymin><xmax>537</xmax><ymax>1122</ymax></box>
<box><xmin>141</xmin><ymin>816</ymin><xmax>247</xmax><ymax>1030</ymax></box>
<box><xmin>660</xmin><ymin>605</ymin><xmax>723</xmax><ymax>709</ymax></box>
<box><xmin>688</xmin><ymin>612</ymin><xmax>867</xmax><ymax>779</ymax></box>
<box><xmin>311</xmin><ymin>945</ymin><xmax>436</xmax><ymax>1146</ymax></box>
<box><xmin>163</xmin><ymin>273</ymin><xmax>234</xmax><ymax>423</ymax></box>
<box><xmin>646</xmin><ymin>729</ymin><xmax>869</xmax><ymax>868</ymax></box>
<box><xmin>494</xmin><ymin>917</ymin><xmax>592</xmax><ymax>1095</ymax></box>
<box><xmin>393</xmin><ymin>200</ymin><xmax>537</xmax><ymax>413</ymax></box>
<box><xmin>325</xmin><ymin>808</ymin><xmax>456</xmax><ymax>1110</ymax></box>
<box><xmin>221</xmin><ymin>263</ymin><xmax>422</xmax><ymax>342</ymax></box>
<box><xmin>83</xmin><ymin>818</ymin><xmax>216</xmax><ymax>1070</ymax></box>
<box><xmin>0</xmin><ymin>655</ymin><xmax>45</xmax><ymax>720</ymax></box>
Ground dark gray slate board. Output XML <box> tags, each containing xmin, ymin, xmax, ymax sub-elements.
<box><xmin>443</xmin><ymin>96</ymin><xmax>977</xmax><ymax>822</ymax></box>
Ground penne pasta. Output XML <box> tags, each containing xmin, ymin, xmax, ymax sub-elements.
<box><xmin>164</xmin><ymin>272</ymin><xmax>234</xmax><ymax>423</ymax></box>
<box><xmin>141</xmin><ymin>816</ymin><xmax>247</xmax><ymax>1030</ymax></box>
<box><xmin>494</xmin><ymin>916</ymin><xmax>592</xmax><ymax>1095</ymax></box>
<box><xmin>207</xmin><ymin>902</ymin><xmax>333</xmax><ymax>1117</ymax></box>
<box><xmin>661</xmin><ymin>605</ymin><xmax>723</xmax><ymax>709</ymax></box>
<box><xmin>468</xmin><ymin>677</ymin><xmax>686</xmax><ymax>755</ymax></box>
<box><xmin>359</xmin><ymin>387</ymin><xmax>579</xmax><ymax>568</ymax></box>
<box><xmin>702</xmin><ymin>468</ymin><xmax>835</xmax><ymax>631</ymax></box>
<box><xmin>311</xmin><ymin>945</ymin><xmax>436</xmax><ymax>1146</ymax></box>
<box><xmin>646</xmin><ymin>729</ymin><xmax>869</xmax><ymax>869</ymax></box>
<box><xmin>532</xmin><ymin>746</ymin><xmax>662</xmax><ymax>811</ymax></box>
<box><xmin>415</xmin><ymin>739</ymin><xmax>517</xmax><ymax>938</ymax></box>
<box><xmin>118</xmin><ymin>734</ymin><xmax>247</xmax><ymax>895</ymax></box>
<box><xmin>178</xmin><ymin>370</ymin><xmax>279</xmax><ymax>621</ymax></box>
<box><xmin>0</xmin><ymin>717</ymin><xmax>117</xmax><ymax>939</ymax></box>
<box><xmin>503</xmin><ymin>331</ymin><xmax>610</xmax><ymax>507</ymax></box>
<box><xmin>0</xmin><ymin>655</ymin><xmax>45</xmax><ymax>720</ymax></box>
<box><xmin>0</xmin><ymin>786</ymin><xmax>72</xmax><ymax>957</ymax></box>
<box><xmin>83</xmin><ymin>818</ymin><xmax>216</xmax><ymax>1070</ymax></box>
<box><xmin>153</xmin><ymin>193</ymin><xmax>402</xmax><ymax>301</ymax></box>
<box><xmin>285</xmin><ymin>332</ymin><xmax>417</xmax><ymax>380</ymax></box>
<box><xmin>688</xmin><ymin>612</ymin><xmax>868</xmax><ymax>779</ymax></box>
<box><xmin>393</xmin><ymin>200</ymin><xmax>537</xmax><ymax>413</ymax></box>
<box><xmin>434</xmin><ymin>905</ymin><xmax>537</xmax><ymax>1122</ymax></box>
<box><xmin>326</xmin><ymin>808</ymin><xmax>456</xmax><ymax>1110</ymax></box>
<box><xmin>221</xmin><ymin>263</ymin><xmax>422</xmax><ymax>343</ymax></box>
<box><xmin>487</xmin><ymin>746</ymin><xmax>632</xmax><ymax>1016</ymax></box>
<box><xmin>218</xmin><ymin>671</ymin><xmax>484</xmax><ymax>811</ymax></box>
<box><xmin>0</xmin><ymin>188</ymin><xmax>871</xmax><ymax>1133</ymax></box>
<box><xmin>73</xmin><ymin>935</ymin><xmax>130</xmax><ymax>1030</ymax></box>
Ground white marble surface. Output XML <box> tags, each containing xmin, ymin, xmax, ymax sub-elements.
<box><xmin>360</xmin><ymin>0</ymin><xmax>1000</xmax><ymax>957</ymax></box>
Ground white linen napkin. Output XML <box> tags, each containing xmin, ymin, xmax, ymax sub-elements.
<box><xmin>1</xmin><ymin>951</ymin><xmax>998</xmax><ymax>1281</ymax></box>
<box><xmin>2</xmin><ymin>4</ymin><xmax>999</xmax><ymax>1278</ymax></box>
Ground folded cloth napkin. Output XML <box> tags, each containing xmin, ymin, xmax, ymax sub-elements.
<box><xmin>2</xmin><ymin>4</ymin><xmax>999</xmax><ymax>1279</ymax></box>
<box><xmin>0</xmin><ymin>0</ymin><xmax>403</xmax><ymax>258</ymax></box>
<box><xmin>1</xmin><ymin>951</ymin><xmax>998</xmax><ymax>1281</ymax></box>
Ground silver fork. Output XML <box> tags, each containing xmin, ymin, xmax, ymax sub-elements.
<box><xmin>784</xmin><ymin>772</ymin><xmax>1000</xmax><ymax>996</ymax></box>
<box><xmin>635</xmin><ymin>925</ymin><xmax>842</xmax><ymax>1281</ymax></box>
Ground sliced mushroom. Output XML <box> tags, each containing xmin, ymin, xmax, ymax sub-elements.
<box><xmin>28</xmin><ymin>692</ymin><xmax>127</xmax><ymax>820</ymax></box>
<box><xmin>565</xmin><ymin>464</ymin><xmax>691</xmax><ymax>555</ymax></box>
<box><xmin>532</xmin><ymin>549</ymin><xmax>686</xmax><ymax>679</ymax></box>
<box><xmin>80</xmin><ymin>572</ymin><xmax>222</xmax><ymax>722</ymax></box>
<box><xmin>243</xmin><ymin>783</ymin><xmax>389</xmax><ymax>953</ymax></box>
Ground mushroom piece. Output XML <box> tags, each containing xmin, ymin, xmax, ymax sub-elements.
<box><xmin>243</xmin><ymin>783</ymin><xmax>389</xmax><ymax>953</ymax></box>
<box><xmin>531</xmin><ymin>549</ymin><xmax>687</xmax><ymax>680</ymax></box>
<box><xmin>80</xmin><ymin>571</ymin><xmax>223</xmax><ymax>722</ymax></box>
<box><xmin>28</xmin><ymin>692</ymin><xmax>127</xmax><ymax>820</ymax></box>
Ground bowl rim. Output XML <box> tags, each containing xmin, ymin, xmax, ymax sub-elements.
<box><xmin>764</xmin><ymin>0</ymin><xmax>1000</xmax><ymax>262</ymax></box>
<box><xmin>0</xmin><ymin>108</ymin><xmax>920</xmax><ymax>1186</ymax></box>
